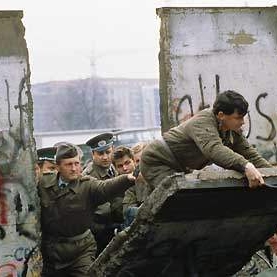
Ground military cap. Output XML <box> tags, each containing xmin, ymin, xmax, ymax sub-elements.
<box><xmin>37</xmin><ymin>147</ymin><xmax>56</xmax><ymax>163</ymax></box>
<box><xmin>54</xmin><ymin>141</ymin><xmax>84</xmax><ymax>159</ymax></box>
<box><xmin>55</xmin><ymin>142</ymin><xmax>79</xmax><ymax>162</ymax></box>
<box><xmin>86</xmin><ymin>133</ymin><xmax>114</xmax><ymax>152</ymax></box>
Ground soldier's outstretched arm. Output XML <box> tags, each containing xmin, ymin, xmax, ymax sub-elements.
<box><xmin>89</xmin><ymin>174</ymin><xmax>136</xmax><ymax>205</ymax></box>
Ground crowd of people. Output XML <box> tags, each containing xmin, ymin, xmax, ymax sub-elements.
<box><xmin>35</xmin><ymin>90</ymin><xmax>276</xmax><ymax>277</ymax></box>
<box><xmin>36</xmin><ymin>133</ymin><xmax>153</xmax><ymax>276</ymax></box>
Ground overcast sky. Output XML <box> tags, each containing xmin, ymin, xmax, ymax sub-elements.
<box><xmin>1</xmin><ymin>0</ymin><xmax>277</xmax><ymax>84</ymax></box>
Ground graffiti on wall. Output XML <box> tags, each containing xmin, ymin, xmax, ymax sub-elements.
<box><xmin>0</xmin><ymin>76</ymin><xmax>41</xmax><ymax>276</ymax></box>
<box><xmin>173</xmin><ymin>74</ymin><xmax>277</xmax><ymax>161</ymax></box>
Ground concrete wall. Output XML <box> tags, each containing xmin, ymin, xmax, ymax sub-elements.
<box><xmin>0</xmin><ymin>11</ymin><xmax>41</xmax><ymax>276</ymax></box>
<box><xmin>158</xmin><ymin>7</ymin><xmax>277</xmax><ymax>162</ymax></box>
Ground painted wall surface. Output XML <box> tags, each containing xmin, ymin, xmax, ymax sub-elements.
<box><xmin>0</xmin><ymin>11</ymin><xmax>41</xmax><ymax>276</ymax></box>
<box><xmin>158</xmin><ymin>7</ymin><xmax>277</xmax><ymax>162</ymax></box>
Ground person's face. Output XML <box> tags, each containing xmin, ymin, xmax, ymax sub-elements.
<box><xmin>41</xmin><ymin>160</ymin><xmax>57</xmax><ymax>174</ymax></box>
<box><xmin>57</xmin><ymin>155</ymin><xmax>81</xmax><ymax>182</ymax></box>
<box><xmin>218</xmin><ymin>111</ymin><xmax>245</xmax><ymax>132</ymax></box>
<box><xmin>92</xmin><ymin>146</ymin><xmax>113</xmax><ymax>168</ymax></box>
<box><xmin>114</xmin><ymin>154</ymin><xmax>135</xmax><ymax>175</ymax></box>
<box><xmin>133</xmin><ymin>150</ymin><xmax>143</xmax><ymax>167</ymax></box>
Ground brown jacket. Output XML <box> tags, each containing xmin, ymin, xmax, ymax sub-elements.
<box><xmin>164</xmin><ymin>109</ymin><xmax>271</xmax><ymax>171</ymax></box>
<box><xmin>39</xmin><ymin>173</ymin><xmax>131</xmax><ymax>237</ymax></box>
<box><xmin>140</xmin><ymin>109</ymin><xmax>271</xmax><ymax>187</ymax></box>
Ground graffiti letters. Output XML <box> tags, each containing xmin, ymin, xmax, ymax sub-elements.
<box><xmin>175</xmin><ymin>95</ymin><xmax>193</xmax><ymax>124</ymax></box>
<box><xmin>173</xmin><ymin>75</ymin><xmax>275</xmax><ymax>143</ymax></box>
<box><xmin>198</xmin><ymin>74</ymin><xmax>210</xmax><ymax>110</ymax></box>
<box><xmin>14</xmin><ymin>76</ymin><xmax>29</xmax><ymax>150</ymax></box>
<box><xmin>0</xmin><ymin>263</ymin><xmax>17</xmax><ymax>277</ymax></box>
<box><xmin>215</xmin><ymin>74</ymin><xmax>220</xmax><ymax>96</ymax></box>
<box><xmin>14</xmin><ymin>247</ymin><xmax>31</xmax><ymax>262</ymax></box>
<box><xmin>255</xmin><ymin>93</ymin><xmax>276</xmax><ymax>141</ymax></box>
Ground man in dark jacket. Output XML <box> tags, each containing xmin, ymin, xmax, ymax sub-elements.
<box><xmin>140</xmin><ymin>90</ymin><xmax>271</xmax><ymax>189</ymax></box>
<box><xmin>82</xmin><ymin>132</ymin><xmax>120</xmax><ymax>256</ymax></box>
<box><xmin>38</xmin><ymin>142</ymin><xmax>135</xmax><ymax>277</ymax></box>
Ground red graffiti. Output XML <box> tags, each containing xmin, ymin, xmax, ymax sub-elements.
<box><xmin>0</xmin><ymin>174</ymin><xmax>8</xmax><ymax>224</ymax></box>
<box><xmin>0</xmin><ymin>263</ymin><xmax>17</xmax><ymax>277</ymax></box>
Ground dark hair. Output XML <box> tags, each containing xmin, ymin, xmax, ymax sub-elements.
<box><xmin>212</xmin><ymin>90</ymin><xmax>248</xmax><ymax>116</ymax></box>
<box><xmin>112</xmin><ymin>146</ymin><xmax>133</xmax><ymax>163</ymax></box>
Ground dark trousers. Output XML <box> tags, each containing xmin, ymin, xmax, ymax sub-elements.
<box><xmin>41</xmin><ymin>231</ymin><xmax>96</xmax><ymax>277</ymax></box>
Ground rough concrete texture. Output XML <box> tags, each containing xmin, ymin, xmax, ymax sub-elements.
<box><xmin>157</xmin><ymin>7</ymin><xmax>277</xmax><ymax>163</ymax></box>
<box><xmin>0</xmin><ymin>11</ymin><xmax>41</xmax><ymax>277</ymax></box>
<box><xmin>90</xmin><ymin>167</ymin><xmax>277</xmax><ymax>276</ymax></box>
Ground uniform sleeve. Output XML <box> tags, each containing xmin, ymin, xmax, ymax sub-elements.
<box><xmin>110</xmin><ymin>196</ymin><xmax>124</xmax><ymax>223</ymax></box>
<box><xmin>232</xmin><ymin>133</ymin><xmax>272</xmax><ymax>168</ymax></box>
<box><xmin>188</xmin><ymin>117</ymin><xmax>249</xmax><ymax>172</ymax></box>
<box><xmin>89</xmin><ymin>175</ymin><xmax>134</xmax><ymax>206</ymax></box>
<box><xmin>122</xmin><ymin>186</ymin><xmax>138</xmax><ymax>215</ymax></box>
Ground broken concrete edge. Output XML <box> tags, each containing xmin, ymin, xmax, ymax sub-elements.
<box><xmin>0</xmin><ymin>10</ymin><xmax>28</xmax><ymax>58</ymax></box>
<box><xmin>156</xmin><ymin>7</ymin><xmax>277</xmax><ymax>16</ymax></box>
<box><xmin>145</xmin><ymin>167</ymin><xmax>277</xmax><ymax>216</ymax></box>
<box><xmin>89</xmin><ymin>176</ymin><xmax>180</xmax><ymax>275</ymax></box>
<box><xmin>192</xmin><ymin>167</ymin><xmax>277</xmax><ymax>181</ymax></box>
<box><xmin>90</xmin><ymin>167</ymin><xmax>277</xmax><ymax>276</ymax></box>
<box><xmin>90</xmin><ymin>224</ymin><xmax>151</xmax><ymax>276</ymax></box>
<box><xmin>157</xmin><ymin>8</ymin><xmax>173</xmax><ymax>132</ymax></box>
<box><xmin>0</xmin><ymin>10</ymin><xmax>23</xmax><ymax>18</ymax></box>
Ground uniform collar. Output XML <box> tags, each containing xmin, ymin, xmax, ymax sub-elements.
<box><xmin>93</xmin><ymin>163</ymin><xmax>114</xmax><ymax>178</ymax></box>
<box><xmin>58</xmin><ymin>176</ymin><xmax>69</xmax><ymax>188</ymax></box>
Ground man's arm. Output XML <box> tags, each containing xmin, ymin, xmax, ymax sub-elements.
<box><xmin>88</xmin><ymin>174</ymin><xmax>135</xmax><ymax>206</ymax></box>
<box><xmin>232</xmin><ymin>133</ymin><xmax>272</xmax><ymax>168</ymax></box>
<box><xmin>188</xmin><ymin>117</ymin><xmax>267</xmax><ymax>188</ymax></box>
<box><xmin>189</xmin><ymin>119</ymin><xmax>249</xmax><ymax>171</ymax></box>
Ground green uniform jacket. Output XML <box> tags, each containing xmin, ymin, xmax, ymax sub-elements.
<box><xmin>82</xmin><ymin>162</ymin><xmax>123</xmax><ymax>223</ymax></box>
<box><xmin>140</xmin><ymin>109</ymin><xmax>271</xmax><ymax>188</ymax></box>
<box><xmin>82</xmin><ymin>162</ymin><xmax>116</xmax><ymax>180</ymax></box>
<box><xmin>38</xmin><ymin>173</ymin><xmax>133</xmax><ymax>272</ymax></box>
<box><xmin>39</xmin><ymin>173</ymin><xmax>131</xmax><ymax>237</ymax></box>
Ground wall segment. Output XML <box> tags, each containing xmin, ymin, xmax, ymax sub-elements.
<box><xmin>0</xmin><ymin>11</ymin><xmax>41</xmax><ymax>277</ymax></box>
<box><xmin>158</xmin><ymin>7</ymin><xmax>277</xmax><ymax>162</ymax></box>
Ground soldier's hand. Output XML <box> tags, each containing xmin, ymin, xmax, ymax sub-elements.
<box><xmin>127</xmin><ymin>173</ymin><xmax>136</xmax><ymax>183</ymax></box>
<box><xmin>245</xmin><ymin>162</ymin><xmax>265</xmax><ymax>188</ymax></box>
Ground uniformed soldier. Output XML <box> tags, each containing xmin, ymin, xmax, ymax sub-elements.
<box><xmin>83</xmin><ymin>133</ymin><xmax>116</xmax><ymax>179</ymax></box>
<box><xmin>140</xmin><ymin>90</ymin><xmax>272</xmax><ymax>189</ymax></box>
<box><xmin>113</xmin><ymin>145</ymin><xmax>152</xmax><ymax>228</ymax></box>
<box><xmin>83</xmin><ymin>132</ymin><xmax>119</xmax><ymax>256</ymax></box>
<box><xmin>37</xmin><ymin>147</ymin><xmax>57</xmax><ymax>175</ymax></box>
<box><xmin>38</xmin><ymin>142</ymin><xmax>136</xmax><ymax>277</ymax></box>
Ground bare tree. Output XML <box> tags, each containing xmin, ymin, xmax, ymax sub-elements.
<box><xmin>32</xmin><ymin>78</ymin><xmax>120</xmax><ymax>132</ymax></box>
